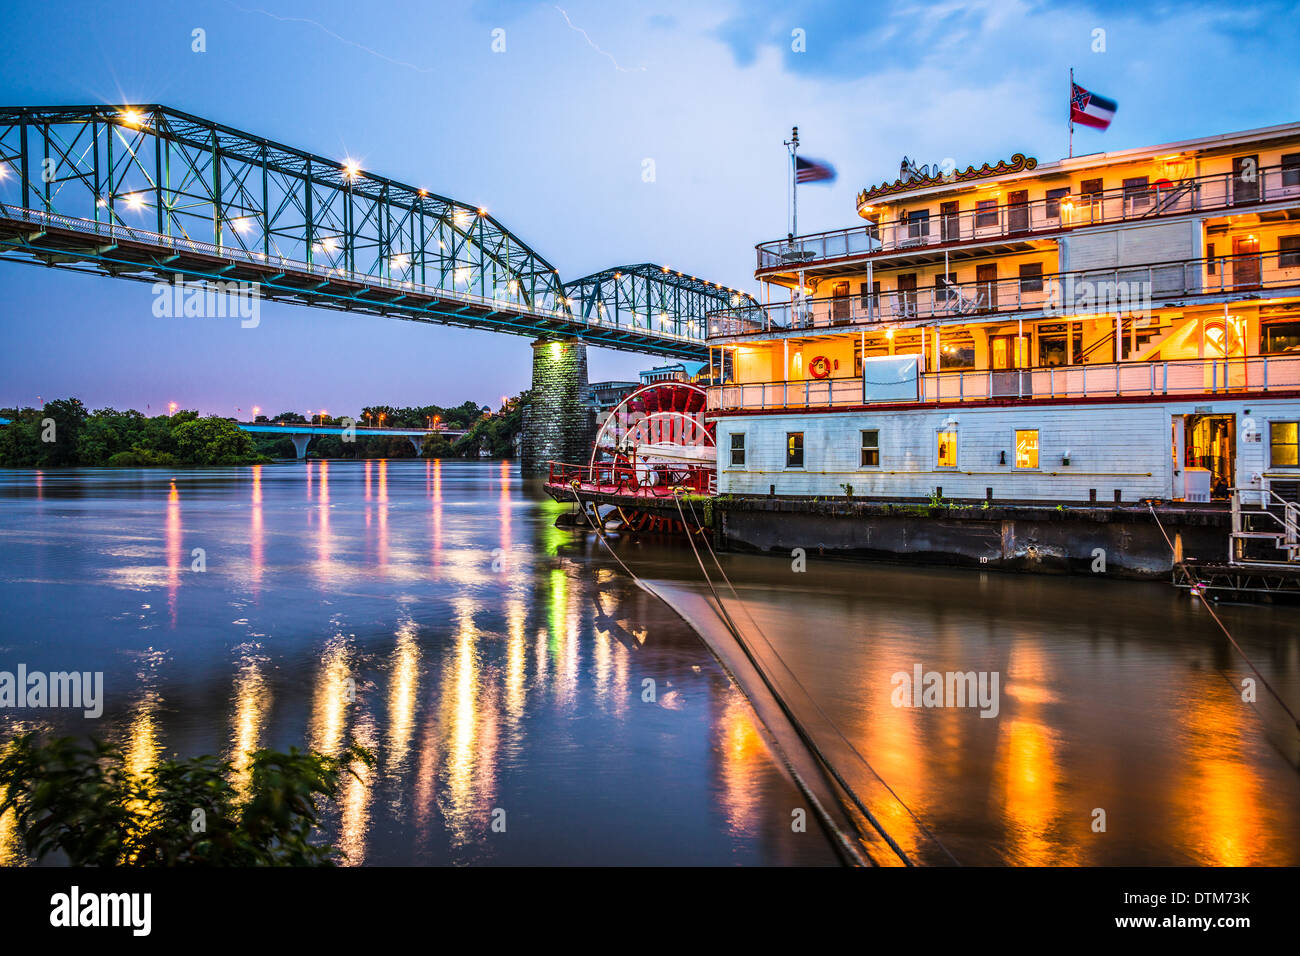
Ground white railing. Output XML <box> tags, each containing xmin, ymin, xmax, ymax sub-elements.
<box><xmin>0</xmin><ymin>203</ymin><xmax>705</xmax><ymax>344</ymax></box>
<box><xmin>756</xmin><ymin>165</ymin><xmax>1300</xmax><ymax>270</ymax></box>
<box><xmin>709</xmin><ymin>354</ymin><xmax>1300</xmax><ymax>411</ymax></box>
<box><xmin>709</xmin><ymin>251</ymin><xmax>1300</xmax><ymax>337</ymax></box>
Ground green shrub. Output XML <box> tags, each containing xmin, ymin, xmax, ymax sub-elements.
<box><xmin>0</xmin><ymin>732</ymin><xmax>373</xmax><ymax>866</ymax></box>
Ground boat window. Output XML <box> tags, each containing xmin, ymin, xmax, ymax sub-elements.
<box><xmin>937</xmin><ymin>429</ymin><xmax>957</xmax><ymax>467</ymax></box>
<box><xmin>786</xmin><ymin>432</ymin><xmax>804</xmax><ymax>468</ymax></box>
<box><xmin>860</xmin><ymin>430</ymin><xmax>880</xmax><ymax>467</ymax></box>
<box><xmin>1271</xmin><ymin>422</ymin><xmax>1298</xmax><ymax>467</ymax></box>
<box><xmin>1015</xmin><ymin>429</ymin><xmax>1040</xmax><ymax>469</ymax></box>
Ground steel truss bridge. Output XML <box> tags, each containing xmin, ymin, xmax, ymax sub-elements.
<box><xmin>0</xmin><ymin>105</ymin><xmax>754</xmax><ymax>359</ymax></box>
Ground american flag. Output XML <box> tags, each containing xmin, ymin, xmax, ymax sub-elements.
<box><xmin>796</xmin><ymin>155</ymin><xmax>836</xmax><ymax>184</ymax></box>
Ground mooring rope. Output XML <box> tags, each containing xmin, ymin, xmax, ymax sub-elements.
<box><xmin>666</xmin><ymin>493</ymin><xmax>914</xmax><ymax>865</ymax></box>
<box><xmin>1147</xmin><ymin>502</ymin><xmax>1300</xmax><ymax>732</ymax></box>
<box><xmin>679</xmin><ymin>494</ymin><xmax>962</xmax><ymax>866</ymax></box>
<box><xmin>569</xmin><ymin>484</ymin><xmax>866</xmax><ymax>867</ymax></box>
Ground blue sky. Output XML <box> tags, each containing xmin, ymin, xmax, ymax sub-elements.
<box><xmin>1</xmin><ymin>0</ymin><xmax>1296</xmax><ymax>416</ymax></box>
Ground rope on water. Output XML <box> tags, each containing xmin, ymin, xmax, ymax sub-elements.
<box><xmin>1147</xmin><ymin>502</ymin><xmax>1300</xmax><ymax>732</ymax></box>
<box><xmin>568</xmin><ymin>484</ymin><xmax>866</xmax><ymax>867</ymax></box>
<box><xmin>671</xmin><ymin>494</ymin><xmax>928</xmax><ymax>866</ymax></box>
<box><xmin>680</xmin><ymin>494</ymin><xmax>961</xmax><ymax>866</ymax></box>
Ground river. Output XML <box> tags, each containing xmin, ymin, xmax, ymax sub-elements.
<box><xmin>1</xmin><ymin>460</ymin><xmax>1297</xmax><ymax>866</ymax></box>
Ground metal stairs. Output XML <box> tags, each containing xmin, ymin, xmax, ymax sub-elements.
<box><xmin>1230</xmin><ymin>486</ymin><xmax>1300</xmax><ymax>566</ymax></box>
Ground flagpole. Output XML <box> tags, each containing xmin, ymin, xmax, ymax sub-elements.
<box><xmin>784</xmin><ymin>126</ymin><xmax>799</xmax><ymax>239</ymax></box>
<box><xmin>1069</xmin><ymin>67</ymin><xmax>1074</xmax><ymax>159</ymax></box>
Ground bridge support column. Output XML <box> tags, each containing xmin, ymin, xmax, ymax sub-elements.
<box><xmin>521</xmin><ymin>336</ymin><xmax>595</xmax><ymax>475</ymax></box>
<box><xmin>290</xmin><ymin>434</ymin><xmax>312</xmax><ymax>459</ymax></box>
<box><xmin>408</xmin><ymin>436</ymin><xmax>425</xmax><ymax>455</ymax></box>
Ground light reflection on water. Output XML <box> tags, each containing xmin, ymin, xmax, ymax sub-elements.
<box><xmin>0</xmin><ymin>462</ymin><xmax>828</xmax><ymax>866</ymax></box>
<box><xmin>640</xmin><ymin>557</ymin><xmax>1300</xmax><ymax>866</ymax></box>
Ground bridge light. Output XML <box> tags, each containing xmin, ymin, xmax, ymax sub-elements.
<box><xmin>124</xmin><ymin>192</ymin><xmax>145</xmax><ymax>210</ymax></box>
<box><xmin>121</xmin><ymin>109</ymin><xmax>143</xmax><ymax>126</ymax></box>
<box><xmin>342</xmin><ymin>160</ymin><xmax>361</xmax><ymax>179</ymax></box>
<box><xmin>477</xmin><ymin>207</ymin><xmax>487</xmax><ymax>216</ymax></box>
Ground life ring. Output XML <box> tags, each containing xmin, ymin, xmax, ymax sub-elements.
<box><xmin>808</xmin><ymin>355</ymin><xmax>832</xmax><ymax>379</ymax></box>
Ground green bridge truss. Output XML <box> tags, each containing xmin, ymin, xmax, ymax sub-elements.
<box><xmin>0</xmin><ymin>105</ymin><xmax>749</xmax><ymax>358</ymax></box>
<box><xmin>562</xmin><ymin>263</ymin><xmax>756</xmax><ymax>344</ymax></box>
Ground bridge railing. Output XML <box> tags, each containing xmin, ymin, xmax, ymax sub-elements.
<box><xmin>0</xmin><ymin>202</ymin><xmax>707</xmax><ymax>345</ymax></box>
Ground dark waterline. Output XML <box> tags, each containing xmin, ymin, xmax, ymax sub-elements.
<box><xmin>0</xmin><ymin>461</ymin><xmax>835</xmax><ymax>866</ymax></box>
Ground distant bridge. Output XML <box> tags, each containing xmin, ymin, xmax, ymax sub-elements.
<box><xmin>238</xmin><ymin>421</ymin><xmax>468</xmax><ymax>458</ymax></box>
<box><xmin>0</xmin><ymin>105</ymin><xmax>755</xmax><ymax>358</ymax></box>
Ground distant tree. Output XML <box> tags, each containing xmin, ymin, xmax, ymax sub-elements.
<box><xmin>172</xmin><ymin>417</ymin><xmax>262</xmax><ymax>465</ymax></box>
<box><xmin>37</xmin><ymin>398</ymin><xmax>89</xmax><ymax>467</ymax></box>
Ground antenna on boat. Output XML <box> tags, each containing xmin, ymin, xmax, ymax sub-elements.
<box><xmin>784</xmin><ymin>126</ymin><xmax>799</xmax><ymax>239</ymax></box>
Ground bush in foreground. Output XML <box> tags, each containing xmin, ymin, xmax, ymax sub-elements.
<box><xmin>0</xmin><ymin>733</ymin><xmax>373</xmax><ymax>866</ymax></box>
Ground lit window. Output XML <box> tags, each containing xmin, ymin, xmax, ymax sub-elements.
<box><xmin>1271</xmin><ymin>422</ymin><xmax>1299</xmax><ymax>467</ymax></box>
<box><xmin>937</xmin><ymin>429</ymin><xmax>957</xmax><ymax>467</ymax></box>
<box><xmin>786</xmin><ymin>432</ymin><xmax>804</xmax><ymax>468</ymax></box>
<box><xmin>729</xmin><ymin>433</ymin><xmax>746</xmax><ymax>467</ymax></box>
<box><xmin>860</xmin><ymin>429</ymin><xmax>880</xmax><ymax>467</ymax></box>
<box><xmin>1015</xmin><ymin>429</ymin><xmax>1039</xmax><ymax>468</ymax></box>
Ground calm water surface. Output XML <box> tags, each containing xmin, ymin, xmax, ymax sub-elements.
<box><xmin>640</xmin><ymin>552</ymin><xmax>1300</xmax><ymax>865</ymax></box>
<box><xmin>0</xmin><ymin>461</ymin><xmax>833</xmax><ymax>866</ymax></box>
<box><xmin>3</xmin><ymin>460</ymin><xmax>1298</xmax><ymax>866</ymax></box>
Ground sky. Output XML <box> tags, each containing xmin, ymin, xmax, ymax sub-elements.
<box><xmin>1</xmin><ymin>0</ymin><xmax>1297</xmax><ymax>417</ymax></box>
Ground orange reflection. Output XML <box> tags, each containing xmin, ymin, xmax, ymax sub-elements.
<box><xmin>1172</xmin><ymin>680</ymin><xmax>1274</xmax><ymax>865</ymax></box>
<box><xmin>249</xmin><ymin>466</ymin><xmax>264</xmax><ymax>597</ymax></box>
<box><xmin>499</xmin><ymin>460</ymin><xmax>511</xmax><ymax>568</ymax></box>
<box><xmin>376</xmin><ymin>459</ymin><xmax>389</xmax><ymax>568</ymax></box>
<box><xmin>717</xmin><ymin>693</ymin><xmax>764</xmax><ymax>835</ymax></box>
<box><xmin>315</xmin><ymin>461</ymin><xmax>332</xmax><ymax>578</ymax></box>
<box><xmin>230</xmin><ymin>648</ymin><xmax>270</xmax><ymax>793</ymax></box>
<box><xmin>430</xmin><ymin>458</ymin><xmax>442</xmax><ymax>566</ymax></box>
<box><xmin>438</xmin><ymin>601</ymin><xmax>500</xmax><ymax>846</ymax></box>
<box><xmin>165</xmin><ymin>478</ymin><xmax>181</xmax><ymax>627</ymax></box>
<box><xmin>386</xmin><ymin>619</ymin><xmax>420</xmax><ymax>773</ymax></box>
<box><xmin>992</xmin><ymin>646</ymin><xmax>1077</xmax><ymax>866</ymax></box>
<box><xmin>338</xmin><ymin>711</ymin><xmax>376</xmax><ymax>866</ymax></box>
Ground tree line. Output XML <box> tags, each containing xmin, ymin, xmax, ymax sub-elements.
<box><xmin>0</xmin><ymin>393</ymin><xmax>530</xmax><ymax>467</ymax></box>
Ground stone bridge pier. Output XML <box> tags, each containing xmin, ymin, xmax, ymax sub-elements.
<box><xmin>521</xmin><ymin>336</ymin><xmax>595</xmax><ymax>475</ymax></box>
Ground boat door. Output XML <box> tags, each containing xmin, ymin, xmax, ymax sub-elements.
<box><xmin>1186</xmin><ymin>414</ymin><xmax>1236</xmax><ymax>500</ymax></box>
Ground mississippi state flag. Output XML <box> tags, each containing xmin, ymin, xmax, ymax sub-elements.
<box><xmin>796</xmin><ymin>155</ymin><xmax>836</xmax><ymax>184</ymax></box>
<box><xmin>1071</xmin><ymin>83</ymin><xmax>1117</xmax><ymax>130</ymax></box>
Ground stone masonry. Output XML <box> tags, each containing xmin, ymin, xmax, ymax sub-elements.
<box><xmin>521</xmin><ymin>336</ymin><xmax>596</xmax><ymax>474</ymax></box>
